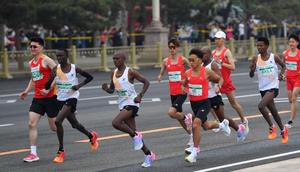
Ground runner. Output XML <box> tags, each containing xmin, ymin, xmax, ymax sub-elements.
<box><xmin>202</xmin><ymin>47</ymin><xmax>247</xmax><ymax>142</ymax></box>
<box><xmin>157</xmin><ymin>38</ymin><xmax>193</xmax><ymax>149</ymax></box>
<box><xmin>249</xmin><ymin>37</ymin><xmax>288</xmax><ymax>144</ymax></box>
<box><xmin>212</xmin><ymin>30</ymin><xmax>249</xmax><ymax>133</ymax></box>
<box><xmin>102</xmin><ymin>53</ymin><xmax>156</xmax><ymax>168</ymax></box>
<box><xmin>41</xmin><ymin>49</ymin><xmax>99</xmax><ymax>163</ymax></box>
<box><xmin>183</xmin><ymin>48</ymin><xmax>231</xmax><ymax>163</ymax></box>
<box><xmin>283</xmin><ymin>33</ymin><xmax>300</xmax><ymax>128</ymax></box>
<box><xmin>19</xmin><ymin>37</ymin><xmax>59</xmax><ymax>162</ymax></box>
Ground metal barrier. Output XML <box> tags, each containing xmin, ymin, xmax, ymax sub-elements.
<box><xmin>0</xmin><ymin>37</ymin><xmax>292</xmax><ymax>79</ymax></box>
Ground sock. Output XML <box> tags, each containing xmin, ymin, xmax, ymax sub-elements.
<box><xmin>219</xmin><ymin>122</ymin><xmax>224</xmax><ymax>129</ymax></box>
<box><xmin>30</xmin><ymin>145</ymin><xmax>37</xmax><ymax>155</ymax></box>
<box><xmin>145</xmin><ymin>150</ymin><xmax>151</xmax><ymax>155</ymax></box>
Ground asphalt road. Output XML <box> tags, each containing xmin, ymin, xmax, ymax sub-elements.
<box><xmin>0</xmin><ymin>61</ymin><xmax>299</xmax><ymax>172</ymax></box>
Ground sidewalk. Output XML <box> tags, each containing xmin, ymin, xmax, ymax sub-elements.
<box><xmin>233</xmin><ymin>157</ymin><xmax>300</xmax><ymax>172</ymax></box>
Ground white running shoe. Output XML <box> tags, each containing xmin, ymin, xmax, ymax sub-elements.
<box><xmin>220</xmin><ymin>119</ymin><xmax>231</xmax><ymax>136</ymax></box>
<box><xmin>243</xmin><ymin>118</ymin><xmax>249</xmax><ymax>134</ymax></box>
<box><xmin>133</xmin><ymin>132</ymin><xmax>143</xmax><ymax>150</ymax></box>
<box><xmin>141</xmin><ymin>152</ymin><xmax>156</xmax><ymax>168</ymax></box>
<box><xmin>185</xmin><ymin>147</ymin><xmax>199</xmax><ymax>163</ymax></box>
<box><xmin>285</xmin><ymin>121</ymin><xmax>293</xmax><ymax>129</ymax></box>
<box><xmin>184</xmin><ymin>113</ymin><xmax>193</xmax><ymax>131</ymax></box>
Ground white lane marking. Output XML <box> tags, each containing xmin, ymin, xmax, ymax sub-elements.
<box><xmin>0</xmin><ymin>72</ymin><xmax>249</xmax><ymax>98</ymax></box>
<box><xmin>194</xmin><ymin>150</ymin><xmax>300</xmax><ymax>172</ymax></box>
<box><xmin>108</xmin><ymin>98</ymin><xmax>161</xmax><ymax>105</ymax></box>
<box><xmin>0</xmin><ymin>123</ymin><xmax>15</xmax><ymax>127</ymax></box>
<box><xmin>6</xmin><ymin>99</ymin><xmax>16</xmax><ymax>103</ymax></box>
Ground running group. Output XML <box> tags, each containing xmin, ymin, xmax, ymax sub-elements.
<box><xmin>19</xmin><ymin>31</ymin><xmax>299</xmax><ymax>167</ymax></box>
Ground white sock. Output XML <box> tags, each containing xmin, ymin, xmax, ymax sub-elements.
<box><xmin>219</xmin><ymin>122</ymin><xmax>224</xmax><ymax>129</ymax></box>
<box><xmin>30</xmin><ymin>146</ymin><xmax>37</xmax><ymax>155</ymax></box>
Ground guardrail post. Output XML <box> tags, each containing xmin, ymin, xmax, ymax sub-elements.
<box><xmin>271</xmin><ymin>35</ymin><xmax>277</xmax><ymax>54</ymax></box>
<box><xmin>70</xmin><ymin>45</ymin><xmax>77</xmax><ymax>64</ymax></box>
<box><xmin>100</xmin><ymin>44</ymin><xmax>110</xmax><ymax>72</ymax></box>
<box><xmin>206</xmin><ymin>39</ymin><xmax>211</xmax><ymax>49</ymax></box>
<box><xmin>154</xmin><ymin>42</ymin><xmax>163</xmax><ymax>68</ymax></box>
<box><xmin>2</xmin><ymin>48</ymin><xmax>12</xmax><ymax>79</ymax></box>
<box><xmin>248</xmin><ymin>37</ymin><xmax>255</xmax><ymax>60</ymax></box>
<box><xmin>130</xmin><ymin>42</ymin><xmax>139</xmax><ymax>69</ymax></box>
<box><xmin>229</xmin><ymin>38</ymin><xmax>235</xmax><ymax>56</ymax></box>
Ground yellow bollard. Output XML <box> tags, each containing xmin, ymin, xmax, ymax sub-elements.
<box><xmin>183</xmin><ymin>41</ymin><xmax>189</xmax><ymax>58</ymax></box>
<box><xmin>206</xmin><ymin>39</ymin><xmax>211</xmax><ymax>49</ymax></box>
<box><xmin>70</xmin><ymin>45</ymin><xmax>77</xmax><ymax>64</ymax></box>
<box><xmin>100</xmin><ymin>44</ymin><xmax>110</xmax><ymax>72</ymax></box>
<box><xmin>130</xmin><ymin>42</ymin><xmax>139</xmax><ymax>69</ymax></box>
<box><xmin>271</xmin><ymin>35</ymin><xmax>277</xmax><ymax>54</ymax></box>
<box><xmin>229</xmin><ymin>38</ymin><xmax>235</xmax><ymax>56</ymax></box>
<box><xmin>154</xmin><ymin>42</ymin><xmax>163</xmax><ymax>68</ymax></box>
<box><xmin>248</xmin><ymin>37</ymin><xmax>255</xmax><ymax>60</ymax></box>
<box><xmin>2</xmin><ymin>48</ymin><xmax>12</xmax><ymax>79</ymax></box>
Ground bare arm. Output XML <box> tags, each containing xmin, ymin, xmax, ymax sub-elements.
<box><xmin>249</xmin><ymin>55</ymin><xmax>257</xmax><ymax>78</ymax></box>
<box><xmin>19</xmin><ymin>62</ymin><xmax>34</xmax><ymax>100</ymax></box>
<box><xmin>182</xmin><ymin>56</ymin><xmax>191</xmax><ymax>68</ymax></box>
<box><xmin>274</xmin><ymin>54</ymin><xmax>286</xmax><ymax>80</ymax></box>
<box><xmin>206</xmin><ymin>68</ymin><xmax>221</xmax><ymax>85</ymax></box>
<box><xmin>158</xmin><ymin>59</ymin><xmax>167</xmax><ymax>82</ymax></box>
<box><xmin>102</xmin><ymin>72</ymin><xmax>115</xmax><ymax>94</ymax></box>
<box><xmin>43</xmin><ymin>55</ymin><xmax>57</xmax><ymax>70</ymax></box>
<box><xmin>72</xmin><ymin>66</ymin><xmax>93</xmax><ymax>90</ymax></box>
<box><xmin>131</xmin><ymin>69</ymin><xmax>149</xmax><ymax>98</ymax></box>
<box><xmin>211</xmin><ymin>62</ymin><xmax>224</xmax><ymax>88</ymax></box>
<box><xmin>222</xmin><ymin>50</ymin><xmax>235</xmax><ymax>71</ymax></box>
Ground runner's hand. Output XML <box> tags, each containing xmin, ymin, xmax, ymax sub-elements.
<box><xmin>72</xmin><ymin>85</ymin><xmax>80</xmax><ymax>91</ymax></box>
<box><xmin>102</xmin><ymin>83</ymin><xmax>109</xmax><ymax>91</ymax></box>
<box><xmin>19</xmin><ymin>91</ymin><xmax>28</xmax><ymax>100</ymax></box>
<box><xmin>134</xmin><ymin>96</ymin><xmax>142</xmax><ymax>103</ymax></box>
<box><xmin>40</xmin><ymin>89</ymin><xmax>49</xmax><ymax>96</ymax></box>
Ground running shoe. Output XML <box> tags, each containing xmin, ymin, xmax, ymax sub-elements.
<box><xmin>184</xmin><ymin>113</ymin><xmax>193</xmax><ymax>131</ymax></box>
<box><xmin>237</xmin><ymin>124</ymin><xmax>247</xmax><ymax>142</ymax></box>
<box><xmin>90</xmin><ymin>131</ymin><xmax>99</xmax><ymax>151</ymax></box>
<box><xmin>141</xmin><ymin>152</ymin><xmax>156</xmax><ymax>168</ymax></box>
<box><xmin>23</xmin><ymin>153</ymin><xmax>39</xmax><ymax>162</ymax></box>
<box><xmin>243</xmin><ymin>118</ymin><xmax>249</xmax><ymax>134</ymax></box>
<box><xmin>133</xmin><ymin>132</ymin><xmax>143</xmax><ymax>150</ymax></box>
<box><xmin>281</xmin><ymin>126</ymin><xmax>288</xmax><ymax>144</ymax></box>
<box><xmin>220</xmin><ymin>119</ymin><xmax>231</xmax><ymax>136</ymax></box>
<box><xmin>285</xmin><ymin>120</ymin><xmax>293</xmax><ymax>129</ymax></box>
<box><xmin>268</xmin><ymin>124</ymin><xmax>277</xmax><ymax>140</ymax></box>
<box><xmin>53</xmin><ymin>151</ymin><xmax>65</xmax><ymax>163</ymax></box>
<box><xmin>185</xmin><ymin>147</ymin><xmax>199</xmax><ymax>163</ymax></box>
<box><xmin>185</xmin><ymin>145</ymin><xmax>200</xmax><ymax>155</ymax></box>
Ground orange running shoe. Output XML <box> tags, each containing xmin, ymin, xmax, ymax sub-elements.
<box><xmin>268</xmin><ymin>125</ymin><xmax>277</xmax><ymax>140</ymax></box>
<box><xmin>281</xmin><ymin>126</ymin><xmax>288</xmax><ymax>144</ymax></box>
<box><xmin>53</xmin><ymin>151</ymin><xmax>65</xmax><ymax>163</ymax></box>
<box><xmin>90</xmin><ymin>131</ymin><xmax>99</xmax><ymax>151</ymax></box>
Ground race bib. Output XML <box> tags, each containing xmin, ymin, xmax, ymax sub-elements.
<box><xmin>117</xmin><ymin>89</ymin><xmax>128</xmax><ymax>97</ymax></box>
<box><xmin>286</xmin><ymin>61</ymin><xmax>297</xmax><ymax>71</ymax></box>
<box><xmin>31</xmin><ymin>65</ymin><xmax>43</xmax><ymax>81</ymax></box>
<box><xmin>168</xmin><ymin>71</ymin><xmax>181</xmax><ymax>82</ymax></box>
<box><xmin>259</xmin><ymin>65</ymin><xmax>274</xmax><ymax>76</ymax></box>
<box><xmin>189</xmin><ymin>84</ymin><xmax>203</xmax><ymax>96</ymax></box>
<box><xmin>57</xmin><ymin>82</ymin><xmax>73</xmax><ymax>92</ymax></box>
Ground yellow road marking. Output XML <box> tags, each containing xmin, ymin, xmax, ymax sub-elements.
<box><xmin>0</xmin><ymin>149</ymin><xmax>30</xmax><ymax>156</ymax></box>
<box><xmin>76</xmin><ymin>110</ymin><xmax>291</xmax><ymax>143</ymax></box>
<box><xmin>0</xmin><ymin>110</ymin><xmax>291</xmax><ymax>156</ymax></box>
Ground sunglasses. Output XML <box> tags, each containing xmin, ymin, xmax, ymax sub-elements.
<box><xmin>169</xmin><ymin>46</ymin><xmax>176</xmax><ymax>50</ymax></box>
<box><xmin>29</xmin><ymin>45</ymin><xmax>39</xmax><ymax>49</ymax></box>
